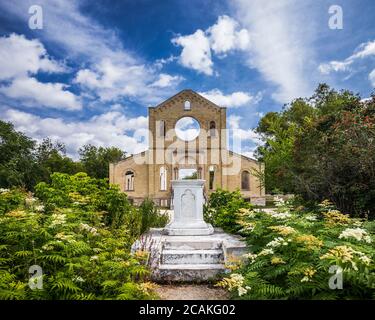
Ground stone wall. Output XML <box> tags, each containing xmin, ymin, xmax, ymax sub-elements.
<box><xmin>109</xmin><ymin>89</ymin><xmax>266</xmax><ymax>206</ymax></box>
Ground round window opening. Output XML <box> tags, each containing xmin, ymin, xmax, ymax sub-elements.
<box><xmin>175</xmin><ymin>117</ymin><xmax>200</xmax><ymax>141</ymax></box>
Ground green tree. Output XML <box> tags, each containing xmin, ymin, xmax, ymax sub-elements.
<box><xmin>35</xmin><ymin>138</ymin><xmax>84</xmax><ymax>183</ymax></box>
<box><xmin>256</xmin><ymin>84</ymin><xmax>375</xmax><ymax>217</ymax></box>
<box><xmin>79</xmin><ymin>145</ymin><xmax>127</xmax><ymax>179</ymax></box>
<box><xmin>0</xmin><ymin>120</ymin><xmax>38</xmax><ymax>189</ymax></box>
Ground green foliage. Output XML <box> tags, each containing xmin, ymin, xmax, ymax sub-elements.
<box><xmin>35</xmin><ymin>138</ymin><xmax>84</xmax><ymax>184</ymax></box>
<box><xmin>138</xmin><ymin>198</ymin><xmax>169</xmax><ymax>234</ymax></box>
<box><xmin>0</xmin><ymin>121</ymin><xmax>38</xmax><ymax>189</ymax></box>
<box><xmin>256</xmin><ymin>84</ymin><xmax>375</xmax><ymax>218</ymax></box>
<box><xmin>0</xmin><ymin>188</ymin><xmax>25</xmax><ymax>215</ymax></box>
<box><xmin>0</xmin><ymin>178</ymin><xmax>158</xmax><ymax>300</ymax></box>
<box><xmin>204</xmin><ymin>189</ymin><xmax>252</xmax><ymax>233</ymax></box>
<box><xmin>217</xmin><ymin>198</ymin><xmax>375</xmax><ymax>300</ymax></box>
<box><xmin>79</xmin><ymin>144</ymin><xmax>126</xmax><ymax>179</ymax></box>
<box><xmin>35</xmin><ymin>172</ymin><xmax>133</xmax><ymax>230</ymax></box>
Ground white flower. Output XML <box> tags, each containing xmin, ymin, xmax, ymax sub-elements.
<box><xmin>25</xmin><ymin>197</ymin><xmax>37</xmax><ymax>206</ymax></box>
<box><xmin>274</xmin><ymin>196</ymin><xmax>285</xmax><ymax>207</ymax></box>
<box><xmin>358</xmin><ymin>255</ymin><xmax>372</xmax><ymax>266</ymax></box>
<box><xmin>265</xmin><ymin>210</ymin><xmax>292</xmax><ymax>220</ymax></box>
<box><xmin>50</xmin><ymin>214</ymin><xmax>66</xmax><ymax>227</ymax></box>
<box><xmin>339</xmin><ymin>227</ymin><xmax>372</xmax><ymax>243</ymax></box>
<box><xmin>266</xmin><ymin>237</ymin><xmax>288</xmax><ymax>248</ymax></box>
<box><xmin>242</xmin><ymin>253</ymin><xmax>258</xmax><ymax>263</ymax></box>
<box><xmin>305</xmin><ymin>215</ymin><xmax>318</xmax><ymax>222</ymax></box>
<box><xmin>35</xmin><ymin>205</ymin><xmax>45</xmax><ymax>212</ymax></box>
<box><xmin>238</xmin><ymin>286</ymin><xmax>251</xmax><ymax>296</ymax></box>
<box><xmin>73</xmin><ymin>276</ymin><xmax>85</xmax><ymax>283</ymax></box>
<box><xmin>90</xmin><ymin>255</ymin><xmax>99</xmax><ymax>261</ymax></box>
<box><xmin>0</xmin><ymin>188</ymin><xmax>10</xmax><ymax>194</ymax></box>
<box><xmin>258</xmin><ymin>248</ymin><xmax>274</xmax><ymax>256</ymax></box>
<box><xmin>80</xmin><ymin>223</ymin><xmax>99</xmax><ymax>236</ymax></box>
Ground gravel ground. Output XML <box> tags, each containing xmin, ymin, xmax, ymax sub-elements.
<box><xmin>155</xmin><ymin>284</ymin><xmax>229</xmax><ymax>300</ymax></box>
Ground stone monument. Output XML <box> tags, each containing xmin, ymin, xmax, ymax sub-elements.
<box><xmin>131</xmin><ymin>179</ymin><xmax>248</xmax><ymax>282</ymax></box>
<box><xmin>163</xmin><ymin>180</ymin><xmax>214</xmax><ymax>236</ymax></box>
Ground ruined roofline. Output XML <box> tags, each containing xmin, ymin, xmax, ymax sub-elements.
<box><xmin>149</xmin><ymin>89</ymin><xmax>226</xmax><ymax>110</ymax></box>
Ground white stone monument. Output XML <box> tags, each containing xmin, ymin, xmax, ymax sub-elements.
<box><xmin>163</xmin><ymin>180</ymin><xmax>214</xmax><ymax>235</ymax></box>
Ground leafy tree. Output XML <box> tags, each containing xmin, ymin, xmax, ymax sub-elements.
<box><xmin>0</xmin><ymin>120</ymin><xmax>38</xmax><ymax>189</ymax></box>
<box><xmin>256</xmin><ymin>84</ymin><xmax>375</xmax><ymax>217</ymax></box>
<box><xmin>35</xmin><ymin>138</ymin><xmax>84</xmax><ymax>183</ymax></box>
<box><xmin>79</xmin><ymin>144</ymin><xmax>126</xmax><ymax>179</ymax></box>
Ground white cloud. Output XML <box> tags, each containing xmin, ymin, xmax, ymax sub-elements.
<box><xmin>318</xmin><ymin>60</ymin><xmax>352</xmax><ymax>75</ymax></box>
<box><xmin>0</xmin><ymin>77</ymin><xmax>81</xmax><ymax>110</ymax></box>
<box><xmin>74</xmin><ymin>58</ymin><xmax>180</xmax><ymax>104</ymax></box>
<box><xmin>150</xmin><ymin>74</ymin><xmax>184</xmax><ymax>88</ymax></box>
<box><xmin>199</xmin><ymin>89</ymin><xmax>262</xmax><ymax>108</ymax></box>
<box><xmin>208</xmin><ymin>15</ymin><xmax>250</xmax><ymax>55</ymax></box>
<box><xmin>232</xmin><ymin>0</ymin><xmax>315</xmax><ymax>103</ymax></box>
<box><xmin>0</xmin><ymin>33</ymin><xmax>81</xmax><ymax>110</ymax></box>
<box><xmin>369</xmin><ymin>69</ymin><xmax>375</xmax><ymax>87</ymax></box>
<box><xmin>0</xmin><ymin>1</ymin><xmax>183</xmax><ymax>105</ymax></box>
<box><xmin>2</xmin><ymin>107</ymin><xmax>149</xmax><ymax>159</ymax></box>
<box><xmin>0</xmin><ymin>33</ymin><xmax>65</xmax><ymax>80</ymax></box>
<box><xmin>319</xmin><ymin>40</ymin><xmax>375</xmax><ymax>75</ymax></box>
<box><xmin>227</xmin><ymin>114</ymin><xmax>262</xmax><ymax>158</ymax></box>
<box><xmin>172</xmin><ymin>29</ymin><xmax>213</xmax><ymax>75</ymax></box>
<box><xmin>172</xmin><ymin>15</ymin><xmax>251</xmax><ymax>75</ymax></box>
<box><xmin>228</xmin><ymin>114</ymin><xmax>261</xmax><ymax>143</ymax></box>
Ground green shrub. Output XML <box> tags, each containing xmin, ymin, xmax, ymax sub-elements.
<box><xmin>138</xmin><ymin>198</ymin><xmax>169</xmax><ymax>234</ymax></box>
<box><xmin>204</xmin><ymin>189</ymin><xmax>252</xmax><ymax>233</ymax></box>
<box><xmin>35</xmin><ymin>172</ymin><xmax>133</xmax><ymax>229</ymax></box>
<box><xmin>0</xmin><ymin>188</ymin><xmax>25</xmax><ymax>215</ymax></box>
<box><xmin>0</xmin><ymin>174</ymin><xmax>159</xmax><ymax>300</ymax></box>
<box><xmin>217</xmin><ymin>198</ymin><xmax>375</xmax><ymax>299</ymax></box>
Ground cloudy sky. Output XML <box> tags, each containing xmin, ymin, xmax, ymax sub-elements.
<box><xmin>0</xmin><ymin>0</ymin><xmax>374</xmax><ymax>158</ymax></box>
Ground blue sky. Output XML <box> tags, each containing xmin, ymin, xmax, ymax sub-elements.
<box><xmin>0</xmin><ymin>0</ymin><xmax>374</xmax><ymax>158</ymax></box>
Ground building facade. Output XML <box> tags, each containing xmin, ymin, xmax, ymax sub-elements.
<box><xmin>109</xmin><ymin>89</ymin><xmax>265</xmax><ymax>207</ymax></box>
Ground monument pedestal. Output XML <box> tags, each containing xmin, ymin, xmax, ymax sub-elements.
<box><xmin>131</xmin><ymin>179</ymin><xmax>248</xmax><ymax>282</ymax></box>
<box><xmin>163</xmin><ymin>180</ymin><xmax>214</xmax><ymax>236</ymax></box>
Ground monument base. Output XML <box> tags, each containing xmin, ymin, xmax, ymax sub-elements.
<box><xmin>163</xmin><ymin>221</ymin><xmax>214</xmax><ymax>236</ymax></box>
<box><xmin>131</xmin><ymin>228</ymin><xmax>248</xmax><ymax>282</ymax></box>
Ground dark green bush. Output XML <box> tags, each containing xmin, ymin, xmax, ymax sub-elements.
<box><xmin>204</xmin><ymin>189</ymin><xmax>252</xmax><ymax>233</ymax></box>
<box><xmin>138</xmin><ymin>198</ymin><xmax>169</xmax><ymax>234</ymax></box>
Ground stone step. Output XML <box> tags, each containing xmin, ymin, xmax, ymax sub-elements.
<box><xmin>163</xmin><ymin>240</ymin><xmax>222</xmax><ymax>250</ymax></box>
<box><xmin>157</xmin><ymin>263</ymin><xmax>226</xmax><ymax>282</ymax></box>
<box><xmin>161</xmin><ymin>249</ymin><xmax>224</xmax><ymax>265</ymax></box>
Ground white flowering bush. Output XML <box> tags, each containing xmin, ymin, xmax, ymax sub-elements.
<box><xmin>217</xmin><ymin>198</ymin><xmax>375</xmax><ymax>300</ymax></box>
<box><xmin>0</xmin><ymin>174</ymin><xmax>159</xmax><ymax>300</ymax></box>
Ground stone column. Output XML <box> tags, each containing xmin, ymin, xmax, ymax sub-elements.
<box><xmin>163</xmin><ymin>180</ymin><xmax>214</xmax><ymax>235</ymax></box>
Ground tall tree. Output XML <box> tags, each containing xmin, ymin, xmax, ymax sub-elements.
<box><xmin>35</xmin><ymin>138</ymin><xmax>84</xmax><ymax>183</ymax></box>
<box><xmin>256</xmin><ymin>84</ymin><xmax>375</xmax><ymax>217</ymax></box>
<box><xmin>79</xmin><ymin>144</ymin><xmax>127</xmax><ymax>179</ymax></box>
<box><xmin>0</xmin><ymin>120</ymin><xmax>37</xmax><ymax>189</ymax></box>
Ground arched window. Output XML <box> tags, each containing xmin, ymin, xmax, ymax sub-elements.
<box><xmin>241</xmin><ymin>171</ymin><xmax>250</xmax><ymax>190</ymax></box>
<box><xmin>209</xmin><ymin>165</ymin><xmax>215</xmax><ymax>190</ymax></box>
<box><xmin>125</xmin><ymin>171</ymin><xmax>134</xmax><ymax>191</ymax></box>
<box><xmin>184</xmin><ymin>100</ymin><xmax>191</xmax><ymax>110</ymax></box>
<box><xmin>209</xmin><ymin>121</ymin><xmax>216</xmax><ymax>137</ymax></box>
<box><xmin>160</xmin><ymin>166</ymin><xmax>167</xmax><ymax>191</ymax></box>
